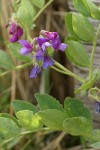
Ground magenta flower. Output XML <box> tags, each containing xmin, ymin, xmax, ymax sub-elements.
<box><xmin>18</xmin><ymin>40</ymin><xmax>33</xmax><ymax>55</ymax></box>
<box><xmin>30</xmin><ymin>66</ymin><xmax>41</xmax><ymax>78</ymax></box>
<box><xmin>8</xmin><ymin>22</ymin><xmax>23</xmax><ymax>42</ymax></box>
<box><xmin>36</xmin><ymin>37</ymin><xmax>49</xmax><ymax>47</ymax></box>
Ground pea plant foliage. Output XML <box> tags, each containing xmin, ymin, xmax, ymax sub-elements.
<box><xmin>0</xmin><ymin>0</ymin><xmax>100</xmax><ymax>148</ymax></box>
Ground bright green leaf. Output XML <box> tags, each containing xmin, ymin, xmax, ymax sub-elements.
<box><xmin>72</xmin><ymin>13</ymin><xmax>95</xmax><ymax>42</ymax></box>
<box><xmin>64</xmin><ymin>98</ymin><xmax>92</xmax><ymax>121</ymax></box>
<box><xmin>17</xmin><ymin>0</ymin><xmax>35</xmax><ymax>28</ymax></box>
<box><xmin>0</xmin><ymin>117</ymin><xmax>20</xmax><ymax>142</ymax></box>
<box><xmin>0</xmin><ymin>113</ymin><xmax>19</xmax><ymax>127</ymax></box>
<box><xmin>87</xmin><ymin>0</ymin><xmax>100</xmax><ymax>20</ymax></box>
<box><xmin>31</xmin><ymin>0</ymin><xmax>45</xmax><ymax>8</ymax></box>
<box><xmin>73</xmin><ymin>0</ymin><xmax>91</xmax><ymax>17</ymax></box>
<box><xmin>35</xmin><ymin>93</ymin><xmax>64</xmax><ymax>111</ymax></box>
<box><xmin>65</xmin><ymin>13</ymin><xmax>79</xmax><ymax>40</ymax></box>
<box><xmin>0</xmin><ymin>50</ymin><xmax>15</xmax><ymax>70</ymax></box>
<box><xmin>66</xmin><ymin>40</ymin><xmax>90</xmax><ymax>67</ymax></box>
<box><xmin>63</xmin><ymin>117</ymin><xmax>92</xmax><ymax>136</ymax></box>
<box><xmin>12</xmin><ymin>100</ymin><xmax>38</xmax><ymax>113</ymax></box>
<box><xmin>8</xmin><ymin>43</ymin><xmax>32</xmax><ymax>62</ymax></box>
<box><xmin>16</xmin><ymin>110</ymin><xmax>43</xmax><ymax>131</ymax></box>
<box><xmin>38</xmin><ymin>109</ymin><xmax>67</xmax><ymax>130</ymax></box>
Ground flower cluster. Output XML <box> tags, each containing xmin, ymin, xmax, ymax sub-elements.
<box><xmin>18</xmin><ymin>30</ymin><xmax>68</xmax><ymax>78</ymax></box>
<box><xmin>6</xmin><ymin>21</ymin><xmax>23</xmax><ymax>42</ymax></box>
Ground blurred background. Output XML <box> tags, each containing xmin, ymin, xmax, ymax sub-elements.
<box><xmin>0</xmin><ymin>0</ymin><xmax>100</xmax><ymax>149</ymax></box>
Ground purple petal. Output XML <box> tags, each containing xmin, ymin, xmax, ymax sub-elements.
<box><xmin>58</xmin><ymin>43</ymin><xmax>68</xmax><ymax>52</ymax></box>
<box><xmin>43</xmin><ymin>55</ymin><xmax>55</xmax><ymax>69</ymax></box>
<box><xmin>30</xmin><ymin>66</ymin><xmax>41</xmax><ymax>78</ymax></box>
<box><xmin>42</xmin><ymin>42</ymin><xmax>52</xmax><ymax>51</ymax></box>
<box><xmin>10</xmin><ymin>34</ymin><xmax>19</xmax><ymax>42</ymax></box>
<box><xmin>17</xmin><ymin>26</ymin><xmax>23</xmax><ymax>37</ymax></box>
<box><xmin>20</xmin><ymin>47</ymin><xmax>29</xmax><ymax>55</ymax></box>
<box><xmin>40</xmin><ymin>30</ymin><xmax>58</xmax><ymax>40</ymax></box>
<box><xmin>18</xmin><ymin>40</ymin><xmax>33</xmax><ymax>49</ymax></box>
<box><xmin>36</xmin><ymin>50</ymin><xmax>45</xmax><ymax>61</ymax></box>
<box><xmin>45</xmin><ymin>31</ymin><xmax>58</xmax><ymax>40</ymax></box>
<box><xmin>52</xmin><ymin>35</ymin><xmax>61</xmax><ymax>49</ymax></box>
<box><xmin>9</xmin><ymin>22</ymin><xmax>17</xmax><ymax>34</ymax></box>
<box><xmin>36</xmin><ymin>37</ymin><xmax>49</xmax><ymax>47</ymax></box>
<box><xmin>96</xmin><ymin>101</ymin><xmax>100</xmax><ymax>113</ymax></box>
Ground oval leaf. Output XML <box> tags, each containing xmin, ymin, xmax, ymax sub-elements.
<box><xmin>66</xmin><ymin>40</ymin><xmax>90</xmax><ymax>67</ymax></box>
<box><xmin>31</xmin><ymin>0</ymin><xmax>45</xmax><ymax>8</ymax></box>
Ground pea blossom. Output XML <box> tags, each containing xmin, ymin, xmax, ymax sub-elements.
<box><xmin>18</xmin><ymin>40</ymin><xmax>33</xmax><ymax>55</ymax></box>
<box><xmin>7</xmin><ymin>21</ymin><xmax>23</xmax><ymax>42</ymax></box>
<box><xmin>18</xmin><ymin>30</ymin><xmax>68</xmax><ymax>78</ymax></box>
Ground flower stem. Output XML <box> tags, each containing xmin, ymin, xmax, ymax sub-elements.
<box><xmin>33</xmin><ymin>0</ymin><xmax>54</xmax><ymax>22</ymax></box>
<box><xmin>0</xmin><ymin>62</ymin><xmax>33</xmax><ymax>78</ymax></box>
<box><xmin>89</xmin><ymin>24</ymin><xmax>100</xmax><ymax>79</ymax></box>
<box><xmin>54</xmin><ymin>61</ymin><xmax>85</xmax><ymax>83</ymax></box>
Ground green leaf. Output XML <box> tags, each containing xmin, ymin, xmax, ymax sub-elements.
<box><xmin>0</xmin><ymin>113</ymin><xmax>19</xmax><ymax>127</ymax></box>
<box><xmin>17</xmin><ymin>0</ymin><xmax>35</xmax><ymax>28</ymax></box>
<box><xmin>16</xmin><ymin>110</ymin><xmax>43</xmax><ymax>131</ymax></box>
<box><xmin>73</xmin><ymin>0</ymin><xmax>91</xmax><ymax>17</ymax></box>
<box><xmin>65</xmin><ymin>13</ymin><xmax>95</xmax><ymax>42</ymax></box>
<box><xmin>12</xmin><ymin>100</ymin><xmax>38</xmax><ymax>113</ymax></box>
<box><xmin>72</xmin><ymin>13</ymin><xmax>95</xmax><ymax>42</ymax></box>
<box><xmin>63</xmin><ymin>117</ymin><xmax>92</xmax><ymax>136</ymax></box>
<box><xmin>35</xmin><ymin>93</ymin><xmax>64</xmax><ymax>111</ymax></box>
<box><xmin>0</xmin><ymin>117</ymin><xmax>20</xmax><ymax>143</ymax></box>
<box><xmin>31</xmin><ymin>0</ymin><xmax>45</xmax><ymax>8</ymax></box>
<box><xmin>0</xmin><ymin>50</ymin><xmax>15</xmax><ymax>70</ymax></box>
<box><xmin>87</xmin><ymin>0</ymin><xmax>100</xmax><ymax>20</ymax></box>
<box><xmin>91</xmin><ymin>141</ymin><xmax>100</xmax><ymax>148</ymax></box>
<box><xmin>65</xmin><ymin>13</ymin><xmax>79</xmax><ymax>40</ymax></box>
<box><xmin>38</xmin><ymin>109</ymin><xmax>67</xmax><ymax>130</ymax></box>
<box><xmin>8</xmin><ymin>43</ymin><xmax>32</xmax><ymax>62</ymax></box>
<box><xmin>64</xmin><ymin>98</ymin><xmax>92</xmax><ymax>121</ymax></box>
<box><xmin>66</xmin><ymin>40</ymin><xmax>90</xmax><ymax>67</ymax></box>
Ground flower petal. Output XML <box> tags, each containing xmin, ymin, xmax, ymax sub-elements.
<box><xmin>10</xmin><ymin>34</ymin><xmax>19</xmax><ymax>42</ymax></box>
<box><xmin>17</xmin><ymin>26</ymin><xmax>23</xmax><ymax>37</ymax></box>
<box><xmin>43</xmin><ymin>55</ymin><xmax>55</xmax><ymax>69</ymax></box>
<box><xmin>52</xmin><ymin>35</ymin><xmax>61</xmax><ymax>49</ymax></box>
<box><xmin>42</xmin><ymin>42</ymin><xmax>52</xmax><ymax>51</ymax></box>
<box><xmin>30</xmin><ymin>66</ymin><xmax>41</xmax><ymax>78</ymax></box>
<box><xmin>9</xmin><ymin>22</ymin><xmax>17</xmax><ymax>34</ymax></box>
<box><xmin>36</xmin><ymin>50</ymin><xmax>45</xmax><ymax>61</ymax></box>
<box><xmin>18</xmin><ymin>40</ymin><xmax>33</xmax><ymax>49</ymax></box>
<box><xmin>20</xmin><ymin>47</ymin><xmax>29</xmax><ymax>55</ymax></box>
<box><xmin>58</xmin><ymin>43</ymin><xmax>68</xmax><ymax>52</ymax></box>
<box><xmin>36</xmin><ymin>37</ymin><xmax>49</xmax><ymax>47</ymax></box>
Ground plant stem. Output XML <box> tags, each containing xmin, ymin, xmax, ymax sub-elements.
<box><xmin>0</xmin><ymin>62</ymin><xmax>33</xmax><ymax>78</ymax></box>
<box><xmin>54</xmin><ymin>61</ymin><xmax>85</xmax><ymax>83</ymax></box>
<box><xmin>33</xmin><ymin>0</ymin><xmax>54</xmax><ymax>22</ymax></box>
<box><xmin>89</xmin><ymin>24</ymin><xmax>100</xmax><ymax>79</ymax></box>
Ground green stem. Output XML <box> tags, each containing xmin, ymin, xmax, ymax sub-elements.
<box><xmin>33</xmin><ymin>0</ymin><xmax>54</xmax><ymax>22</ymax></box>
<box><xmin>54</xmin><ymin>61</ymin><xmax>85</xmax><ymax>83</ymax></box>
<box><xmin>89</xmin><ymin>24</ymin><xmax>100</xmax><ymax>79</ymax></box>
<box><xmin>26</xmin><ymin>28</ymin><xmax>32</xmax><ymax>42</ymax></box>
<box><xmin>0</xmin><ymin>62</ymin><xmax>33</xmax><ymax>78</ymax></box>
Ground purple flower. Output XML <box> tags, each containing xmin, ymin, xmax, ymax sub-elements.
<box><xmin>40</xmin><ymin>30</ymin><xmax>58</xmax><ymax>40</ymax></box>
<box><xmin>40</xmin><ymin>30</ymin><xmax>68</xmax><ymax>52</ymax></box>
<box><xmin>95</xmin><ymin>101</ymin><xmax>100</xmax><ymax>113</ymax></box>
<box><xmin>30</xmin><ymin>66</ymin><xmax>41</xmax><ymax>78</ymax></box>
<box><xmin>36</xmin><ymin>37</ymin><xmax>49</xmax><ymax>47</ymax></box>
<box><xmin>8</xmin><ymin>22</ymin><xmax>23</xmax><ymax>42</ymax></box>
<box><xmin>18</xmin><ymin>40</ymin><xmax>33</xmax><ymax>55</ymax></box>
<box><xmin>36</xmin><ymin>50</ymin><xmax>45</xmax><ymax>61</ymax></box>
<box><xmin>43</xmin><ymin>55</ymin><xmax>55</xmax><ymax>69</ymax></box>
